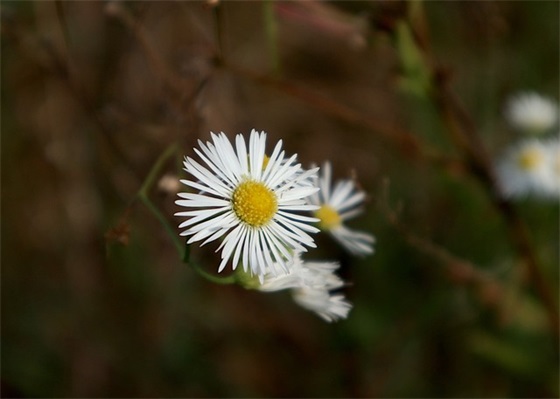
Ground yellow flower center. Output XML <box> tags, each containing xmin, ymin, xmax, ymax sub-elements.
<box><xmin>517</xmin><ymin>148</ymin><xmax>543</xmax><ymax>171</ymax></box>
<box><xmin>315</xmin><ymin>205</ymin><xmax>341</xmax><ymax>230</ymax></box>
<box><xmin>232</xmin><ymin>180</ymin><xmax>278</xmax><ymax>227</ymax></box>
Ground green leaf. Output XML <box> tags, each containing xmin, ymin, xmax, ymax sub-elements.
<box><xmin>394</xmin><ymin>21</ymin><xmax>431</xmax><ymax>97</ymax></box>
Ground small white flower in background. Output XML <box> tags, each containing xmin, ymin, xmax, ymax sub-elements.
<box><xmin>175</xmin><ymin>130</ymin><xmax>320</xmax><ymax>278</ymax></box>
<box><xmin>158</xmin><ymin>173</ymin><xmax>181</xmax><ymax>194</ymax></box>
<box><xmin>308</xmin><ymin>161</ymin><xmax>375</xmax><ymax>256</ymax></box>
<box><xmin>255</xmin><ymin>252</ymin><xmax>352</xmax><ymax>322</ymax></box>
<box><xmin>505</xmin><ymin>92</ymin><xmax>558</xmax><ymax>134</ymax></box>
<box><xmin>496</xmin><ymin>138</ymin><xmax>557</xmax><ymax>199</ymax></box>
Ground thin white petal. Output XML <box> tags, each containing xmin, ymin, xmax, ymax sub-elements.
<box><xmin>320</xmin><ymin>161</ymin><xmax>332</xmax><ymax>203</ymax></box>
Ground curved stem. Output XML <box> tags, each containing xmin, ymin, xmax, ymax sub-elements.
<box><xmin>189</xmin><ymin>261</ymin><xmax>237</xmax><ymax>285</ymax></box>
<box><xmin>137</xmin><ymin>144</ymin><xmax>183</xmax><ymax>256</ymax></box>
<box><xmin>137</xmin><ymin>144</ymin><xmax>237</xmax><ymax>286</ymax></box>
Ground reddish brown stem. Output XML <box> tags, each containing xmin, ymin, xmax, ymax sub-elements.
<box><xmin>430</xmin><ymin>46</ymin><xmax>559</xmax><ymax>341</ymax></box>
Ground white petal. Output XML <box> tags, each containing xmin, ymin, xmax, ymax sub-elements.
<box><xmin>329</xmin><ymin>180</ymin><xmax>354</xmax><ymax>208</ymax></box>
<box><xmin>320</xmin><ymin>161</ymin><xmax>332</xmax><ymax>203</ymax></box>
<box><xmin>262</xmin><ymin>140</ymin><xmax>284</xmax><ymax>182</ymax></box>
<box><xmin>336</xmin><ymin>191</ymin><xmax>365</xmax><ymax>213</ymax></box>
<box><xmin>180</xmin><ymin>179</ymin><xmax>229</xmax><ymax>198</ymax></box>
<box><xmin>235</xmin><ymin>134</ymin><xmax>249</xmax><ymax>175</ymax></box>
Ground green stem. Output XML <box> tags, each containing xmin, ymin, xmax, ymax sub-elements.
<box><xmin>137</xmin><ymin>143</ymin><xmax>183</xmax><ymax>256</ymax></box>
<box><xmin>137</xmin><ymin>143</ymin><xmax>236</xmax><ymax>285</ymax></box>
<box><xmin>264</xmin><ymin>0</ymin><xmax>280</xmax><ymax>75</ymax></box>
<box><xmin>138</xmin><ymin>143</ymin><xmax>179</xmax><ymax>199</ymax></box>
<box><xmin>140</xmin><ymin>195</ymin><xmax>184</xmax><ymax>256</ymax></box>
<box><xmin>190</xmin><ymin>261</ymin><xmax>237</xmax><ymax>285</ymax></box>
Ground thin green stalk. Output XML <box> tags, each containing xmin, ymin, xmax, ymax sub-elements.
<box><xmin>263</xmin><ymin>0</ymin><xmax>280</xmax><ymax>75</ymax></box>
<box><xmin>140</xmin><ymin>195</ymin><xmax>184</xmax><ymax>257</ymax></box>
<box><xmin>137</xmin><ymin>143</ymin><xmax>236</xmax><ymax>285</ymax></box>
<box><xmin>137</xmin><ymin>144</ymin><xmax>183</xmax><ymax>256</ymax></box>
<box><xmin>138</xmin><ymin>143</ymin><xmax>179</xmax><ymax>199</ymax></box>
<box><xmin>189</xmin><ymin>261</ymin><xmax>237</xmax><ymax>285</ymax></box>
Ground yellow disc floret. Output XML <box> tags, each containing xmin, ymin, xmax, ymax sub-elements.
<box><xmin>517</xmin><ymin>148</ymin><xmax>543</xmax><ymax>171</ymax></box>
<box><xmin>232</xmin><ymin>180</ymin><xmax>278</xmax><ymax>227</ymax></box>
<box><xmin>315</xmin><ymin>205</ymin><xmax>342</xmax><ymax>230</ymax></box>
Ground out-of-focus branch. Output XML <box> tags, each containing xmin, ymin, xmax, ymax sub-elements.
<box><xmin>134</xmin><ymin>144</ymin><xmax>238</xmax><ymax>285</ymax></box>
<box><xmin>225</xmin><ymin>62</ymin><xmax>464</xmax><ymax>174</ymax></box>
<box><xmin>380</xmin><ymin>181</ymin><xmax>502</xmax><ymax>294</ymax></box>
<box><xmin>401</xmin><ymin>2</ymin><xmax>559</xmax><ymax>339</ymax></box>
<box><xmin>1</xmin><ymin>4</ymin><xmax>143</xmax><ymax>182</ymax></box>
<box><xmin>137</xmin><ymin>144</ymin><xmax>184</xmax><ymax>257</ymax></box>
<box><xmin>104</xmin><ymin>1</ymin><xmax>211</xmax><ymax>115</ymax></box>
<box><xmin>103</xmin><ymin>0</ymin><xmax>465</xmax><ymax>175</ymax></box>
<box><xmin>432</xmin><ymin>70</ymin><xmax>559</xmax><ymax>339</ymax></box>
<box><xmin>104</xmin><ymin>2</ymin><xmax>187</xmax><ymax>96</ymax></box>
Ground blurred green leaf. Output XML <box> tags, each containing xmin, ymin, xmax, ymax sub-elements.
<box><xmin>468</xmin><ymin>330</ymin><xmax>542</xmax><ymax>378</ymax></box>
<box><xmin>394</xmin><ymin>21</ymin><xmax>431</xmax><ymax>97</ymax></box>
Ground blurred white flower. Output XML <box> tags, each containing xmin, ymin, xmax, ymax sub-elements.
<box><xmin>158</xmin><ymin>173</ymin><xmax>181</xmax><ymax>194</ymax></box>
<box><xmin>258</xmin><ymin>251</ymin><xmax>344</xmax><ymax>292</ymax></box>
<box><xmin>505</xmin><ymin>92</ymin><xmax>558</xmax><ymax>134</ymax></box>
<box><xmin>496</xmin><ymin>138</ymin><xmax>556</xmax><ymax>199</ymax></box>
<box><xmin>256</xmin><ymin>252</ymin><xmax>352</xmax><ymax>322</ymax></box>
<box><xmin>308</xmin><ymin>161</ymin><xmax>375</xmax><ymax>256</ymax></box>
<box><xmin>293</xmin><ymin>288</ymin><xmax>352</xmax><ymax>323</ymax></box>
<box><xmin>175</xmin><ymin>130</ymin><xmax>320</xmax><ymax>278</ymax></box>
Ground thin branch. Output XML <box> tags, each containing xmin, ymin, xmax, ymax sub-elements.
<box><xmin>401</xmin><ymin>6</ymin><xmax>560</xmax><ymax>338</ymax></box>
<box><xmin>104</xmin><ymin>2</ymin><xmax>187</xmax><ymax>95</ymax></box>
<box><xmin>380</xmin><ymin>181</ymin><xmax>496</xmax><ymax>289</ymax></box>
<box><xmin>225</xmin><ymin>62</ymin><xmax>459</xmax><ymax>170</ymax></box>
<box><xmin>263</xmin><ymin>0</ymin><xmax>281</xmax><ymax>75</ymax></box>
<box><xmin>430</xmin><ymin>56</ymin><xmax>559</xmax><ymax>342</ymax></box>
<box><xmin>104</xmin><ymin>1</ymin><xmax>208</xmax><ymax>115</ymax></box>
<box><xmin>135</xmin><ymin>144</ymin><xmax>237</xmax><ymax>285</ymax></box>
<box><xmin>137</xmin><ymin>144</ymin><xmax>183</xmax><ymax>256</ymax></box>
<box><xmin>5</xmin><ymin>5</ymin><xmax>144</xmax><ymax>182</ymax></box>
<box><xmin>103</xmin><ymin>1</ymin><xmax>464</xmax><ymax>177</ymax></box>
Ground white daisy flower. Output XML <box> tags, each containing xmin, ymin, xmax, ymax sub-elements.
<box><xmin>505</xmin><ymin>92</ymin><xmax>558</xmax><ymax>134</ymax></box>
<box><xmin>496</xmin><ymin>138</ymin><xmax>555</xmax><ymax>199</ymax></box>
<box><xmin>292</xmin><ymin>288</ymin><xmax>352</xmax><ymax>323</ymax></box>
<box><xmin>175</xmin><ymin>130</ymin><xmax>320</xmax><ymax>277</ymax></box>
<box><xmin>258</xmin><ymin>251</ymin><xmax>344</xmax><ymax>292</ymax></box>
<box><xmin>308</xmin><ymin>161</ymin><xmax>375</xmax><ymax>256</ymax></box>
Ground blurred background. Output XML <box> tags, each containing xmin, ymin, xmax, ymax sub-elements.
<box><xmin>2</xmin><ymin>1</ymin><xmax>558</xmax><ymax>397</ymax></box>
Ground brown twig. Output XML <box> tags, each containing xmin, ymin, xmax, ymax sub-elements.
<box><xmin>103</xmin><ymin>1</ymin><xmax>466</xmax><ymax>176</ymax></box>
<box><xmin>381</xmin><ymin>180</ymin><xmax>497</xmax><ymax>289</ymax></box>
<box><xmin>2</xmin><ymin>3</ymin><xmax>143</xmax><ymax>183</ymax></box>
<box><xmin>407</xmin><ymin>9</ymin><xmax>559</xmax><ymax>338</ymax></box>
<box><xmin>431</xmin><ymin>59</ymin><xmax>559</xmax><ymax>342</ymax></box>
<box><xmin>104</xmin><ymin>1</ymin><xmax>209</xmax><ymax>116</ymax></box>
<box><xmin>225</xmin><ymin>62</ymin><xmax>464</xmax><ymax>173</ymax></box>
